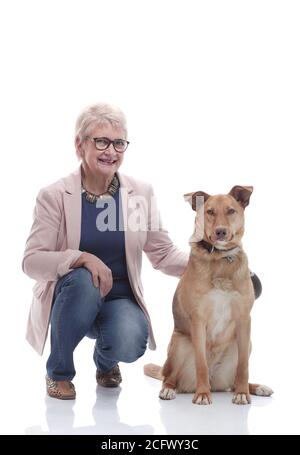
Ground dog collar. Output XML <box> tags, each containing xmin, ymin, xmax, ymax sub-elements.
<box><xmin>198</xmin><ymin>240</ymin><xmax>240</xmax><ymax>263</ymax></box>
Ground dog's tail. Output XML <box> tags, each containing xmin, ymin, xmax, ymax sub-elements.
<box><xmin>143</xmin><ymin>363</ymin><xmax>163</xmax><ymax>380</ymax></box>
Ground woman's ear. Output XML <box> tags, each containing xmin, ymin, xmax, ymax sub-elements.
<box><xmin>75</xmin><ymin>136</ymin><xmax>84</xmax><ymax>160</ymax></box>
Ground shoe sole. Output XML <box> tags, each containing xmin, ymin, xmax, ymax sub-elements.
<box><xmin>47</xmin><ymin>391</ymin><xmax>76</xmax><ymax>400</ymax></box>
<box><xmin>97</xmin><ymin>381</ymin><xmax>122</xmax><ymax>388</ymax></box>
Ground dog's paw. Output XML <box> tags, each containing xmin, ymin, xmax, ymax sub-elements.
<box><xmin>253</xmin><ymin>384</ymin><xmax>274</xmax><ymax>396</ymax></box>
<box><xmin>159</xmin><ymin>387</ymin><xmax>176</xmax><ymax>400</ymax></box>
<box><xmin>192</xmin><ymin>392</ymin><xmax>212</xmax><ymax>405</ymax></box>
<box><xmin>232</xmin><ymin>393</ymin><xmax>251</xmax><ymax>405</ymax></box>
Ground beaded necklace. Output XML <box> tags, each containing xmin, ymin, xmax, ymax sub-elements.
<box><xmin>81</xmin><ymin>174</ymin><xmax>119</xmax><ymax>203</ymax></box>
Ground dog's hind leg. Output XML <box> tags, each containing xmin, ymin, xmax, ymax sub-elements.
<box><xmin>249</xmin><ymin>383</ymin><xmax>274</xmax><ymax>396</ymax></box>
<box><xmin>209</xmin><ymin>342</ymin><xmax>238</xmax><ymax>392</ymax></box>
<box><xmin>159</xmin><ymin>331</ymin><xmax>188</xmax><ymax>400</ymax></box>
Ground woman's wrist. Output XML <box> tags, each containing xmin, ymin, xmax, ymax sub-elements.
<box><xmin>72</xmin><ymin>252</ymin><xmax>89</xmax><ymax>268</ymax></box>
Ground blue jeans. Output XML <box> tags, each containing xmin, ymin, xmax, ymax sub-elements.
<box><xmin>46</xmin><ymin>267</ymin><xmax>149</xmax><ymax>381</ymax></box>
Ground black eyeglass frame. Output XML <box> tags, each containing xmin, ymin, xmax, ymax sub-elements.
<box><xmin>86</xmin><ymin>136</ymin><xmax>130</xmax><ymax>153</ymax></box>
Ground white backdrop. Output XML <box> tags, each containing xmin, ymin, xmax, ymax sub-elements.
<box><xmin>0</xmin><ymin>0</ymin><xmax>299</xmax><ymax>433</ymax></box>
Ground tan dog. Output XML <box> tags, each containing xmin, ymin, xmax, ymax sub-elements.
<box><xmin>144</xmin><ymin>186</ymin><xmax>273</xmax><ymax>405</ymax></box>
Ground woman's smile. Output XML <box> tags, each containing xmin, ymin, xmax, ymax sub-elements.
<box><xmin>97</xmin><ymin>156</ymin><xmax>118</xmax><ymax>167</ymax></box>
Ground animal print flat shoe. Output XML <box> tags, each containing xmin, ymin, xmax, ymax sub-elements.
<box><xmin>46</xmin><ymin>375</ymin><xmax>76</xmax><ymax>400</ymax></box>
<box><xmin>96</xmin><ymin>364</ymin><xmax>122</xmax><ymax>388</ymax></box>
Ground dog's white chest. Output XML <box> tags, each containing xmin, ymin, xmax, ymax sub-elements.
<box><xmin>207</xmin><ymin>289</ymin><xmax>235</xmax><ymax>340</ymax></box>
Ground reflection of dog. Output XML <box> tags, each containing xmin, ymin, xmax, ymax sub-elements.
<box><xmin>145</xmin><ymin>186</ymin><xmax>273</xmax><ymax>405</ymax></box>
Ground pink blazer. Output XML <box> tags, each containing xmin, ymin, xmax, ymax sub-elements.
<box><xmin>22</xmin><ymin>166</ymin><xmax>188</xmax><ymax>355</ymax></box>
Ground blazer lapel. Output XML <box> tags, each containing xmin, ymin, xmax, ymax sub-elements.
<box><xmin>118</xmin><ymin>173</ymin><xmax>137</xmax><ymax>280</ymax></box>
<box><xmin>63</xmin><ymin>166</ymin><xmax>82</xmax><ymax>250</ymax></box>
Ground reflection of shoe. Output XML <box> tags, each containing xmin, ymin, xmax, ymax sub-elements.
<box><xmin>46</xmin><ymin>375</ymin><xmax>76</xmax><ymax>400</ymax></box>
<box><xmin>96</xmin><ymin>365</ymin><xmax>122</xmax><ymax>388</ymax></box>
<box><xmin>250</xmin><ymin>271</ymin><xmax>262</xmax><ymax>300</ymax></box>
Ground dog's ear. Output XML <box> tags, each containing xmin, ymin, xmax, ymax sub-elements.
<box><xmin>184</xmin><ymin>191</ymin><xmax>211</xmax><ymax>211</ymax></box>
<box><xmin>229</xmin><ymin>185</ymin><xmax>253</xmax><ymax>208</ymax></box>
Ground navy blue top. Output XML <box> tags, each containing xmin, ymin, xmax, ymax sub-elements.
<box><xmin>79</xmin><ymin>188</ymin><xmax>135</xmax><ymax>302</ymax></box>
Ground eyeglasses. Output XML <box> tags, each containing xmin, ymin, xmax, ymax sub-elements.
<box><xmin>86</xmin><ymin>136</ymin><xmax>130</xmax><ymax>153</ymax></box>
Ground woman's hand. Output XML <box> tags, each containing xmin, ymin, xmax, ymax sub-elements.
<box><xmin>72</xmin><ymin>252</ymin><xmax>113</xmax><ymax>297</ymax></box>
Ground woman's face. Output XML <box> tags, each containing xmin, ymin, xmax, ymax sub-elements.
<box><xmin>78</xmin><ymin>123</ymin><xmax>126</xmax><ymax>178</ymax></box>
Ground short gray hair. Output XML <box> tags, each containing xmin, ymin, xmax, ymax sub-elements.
<box><xmin>75</xmin><ymin>102</ymin><xmax>128</xmax><ymax>158</ymax></box>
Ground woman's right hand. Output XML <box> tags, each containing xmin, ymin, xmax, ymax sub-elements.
<box><xmin>72</xmin><ymin>252</ymin><xmax>113</xmax><ymax>297</ymax></box>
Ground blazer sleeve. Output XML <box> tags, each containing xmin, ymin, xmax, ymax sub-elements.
<box><xmin>22</xmin><ymin>188</ymin><xmax>82</xmax><ymax>281</ymax></box>
<box><xmin>143</xmin><ymin>185</ymin><xmax>189</xmax><ymax>277</ymax></box>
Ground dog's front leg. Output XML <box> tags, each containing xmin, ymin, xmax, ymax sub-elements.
<box><xmin>190</xmin><ymin>317</ymin><xmax>212</xmax><ymax>405</ymax></box>
<box><xmin>233</xmin><ymin>316</ymin><xmax>251</xmax><ymax>405</ymax></box>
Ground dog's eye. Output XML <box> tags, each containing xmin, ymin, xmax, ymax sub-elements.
<box><xmin>206</xmin><ymin>209</ymin><xmax>215</xmax><ymax>216</ymax></box>
<box><xmin>227</xmin><ymin>208</ymin><xmax>236</xmax><ymax>215</ymax></box>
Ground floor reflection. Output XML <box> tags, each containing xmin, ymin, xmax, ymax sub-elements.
<box><xmin>26</xmin><ymin>386</ymin><xmax>153</xmax><ymax>435</ymax></box>
<box><xmin>159</xmin><ymin>392</ymin><xmax>251</xmax><ymax>435</ymax></box>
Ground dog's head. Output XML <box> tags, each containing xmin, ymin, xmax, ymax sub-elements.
<box><xmin>184</xmin><ymin>185</ymin><xmax>253</xmax><ymax>249</ymax></box>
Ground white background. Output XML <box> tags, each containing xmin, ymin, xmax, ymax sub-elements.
<box><xmin>0</xmin><ymin>0</ymin><xmax>300</xmax><ymax>435</ymax></box>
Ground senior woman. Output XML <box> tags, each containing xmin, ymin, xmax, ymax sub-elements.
<box><xmin>22</xmin><ymin>103</ymin><xmax>262</xmax><ymax>400</ymax></box>
<box><xmin>22</xmin><ymin>103</ymin><xmax>190</xmax><ymax>400</ymax></box>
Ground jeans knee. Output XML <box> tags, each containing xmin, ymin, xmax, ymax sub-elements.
<box><xmin>97</xmin><ymin>322</ymin><xmax>148</xmax><ymax>363</ymax></box>
<box><xmin>60</xmin><ymin>267</ymin><xmax>100</xmax><ymax>301</ymax></box>
<box><xmin>67</xmin><ymin>267</ymin><xmax>93</xmax><ymax>286</ymax></box>
<box><xmin>53</xmin><ymin>268</ymin><xmax>102</xmax><ymax>327</ymax></box>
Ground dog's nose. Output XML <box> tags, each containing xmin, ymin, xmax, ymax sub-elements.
<box><xmin>215</xmin><ymin>227</ymin><xmax>227</xmax><ymax>240</ymax></box>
